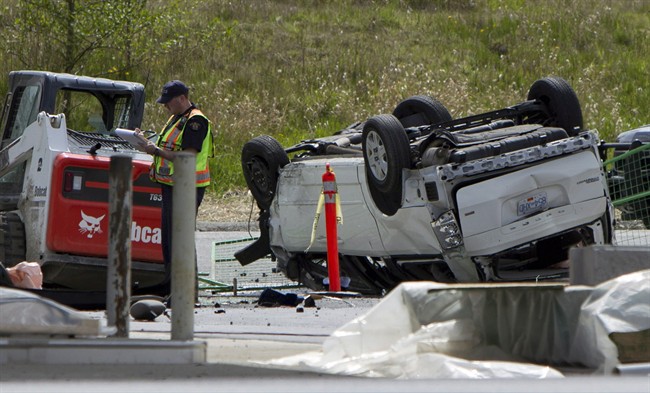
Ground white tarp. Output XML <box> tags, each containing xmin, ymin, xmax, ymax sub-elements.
<box><xmin>266</xmin><ymin>270</ymin><xmax>650</xmax><ymax>378</ymax></box>
<box><xmin>0</xmin><ymin>287</ymin><xmax>114</xmax><ymax>337</ymax></box>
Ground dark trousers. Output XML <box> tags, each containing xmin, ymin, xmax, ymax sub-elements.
<box><xmin>160</xmin><ymin>184</ymin><xmax>206</xmax><ymax>287</ymax></box>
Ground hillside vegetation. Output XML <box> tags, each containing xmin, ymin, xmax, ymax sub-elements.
<box><xmin>1</xmin><ymin>0</ymin><xmax>648</xmax><ymax>195</ymax></box>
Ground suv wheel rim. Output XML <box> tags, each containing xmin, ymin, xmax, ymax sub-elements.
<box><xmin>366</xmin><ymin>130</ymin><xmax>388</xmax><ymax>181</ymax></box>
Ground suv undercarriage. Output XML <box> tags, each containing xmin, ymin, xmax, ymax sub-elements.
<box><xmin>236</xmin><ymin>77</ymin><xmax>613</xmax><ymax>294</ymax></box>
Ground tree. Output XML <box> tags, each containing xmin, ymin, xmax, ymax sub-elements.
<box><xmin>0</xmin><ymin>0</ymin><xmax>185</xmax><ymax>80</ymax></box>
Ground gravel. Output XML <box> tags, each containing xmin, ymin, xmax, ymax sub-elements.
<box><xmin>197</xmin><ymin>189</ymin><xmax>257</xmax><ymax>224</ymax></box>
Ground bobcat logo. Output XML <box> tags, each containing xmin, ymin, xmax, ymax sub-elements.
<box><xmin>78</xmin><ymin>211</ymin><xmax>105</xmax><ymax>238</ymax></box>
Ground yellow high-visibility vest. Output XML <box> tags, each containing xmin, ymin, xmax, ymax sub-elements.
<box><xmin>149</xmin><ymin>108</ymin><xmax>213</xmax><ymax>187</ymax></box>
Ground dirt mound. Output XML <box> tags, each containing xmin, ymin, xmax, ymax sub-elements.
<box><xmin>198</xmin><ymin>189</ymin><xmax>257</xmax><ymax>224</ymax></box>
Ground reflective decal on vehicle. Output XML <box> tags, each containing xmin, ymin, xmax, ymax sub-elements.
<box><xmin>78</xmin><ymin>210</ymin><xmax>105</xmax><ymax>238</ymax></box>
<box><xmin>34</xmin><ymin>185</ymin><xmax>47</xmax><ymax>197</ymax></box>
<box><xmin>577</xmin><ymin>176</ymin><xmax>600</xmax><ymax>185</ymax></box>
<box><xmin>131</xmin><ymin>222</ymin><xmax>161</xmax><ymax>244</ymax></box>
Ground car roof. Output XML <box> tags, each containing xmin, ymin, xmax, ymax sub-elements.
<box><xmin>8</xmin><ymin>70</ymin><xmax>144</xmax><ymax>92</ymax></box>
<box><xmin>616</xmin><ymin>124</ymin><xmax>650</xmax><ymax>143</ymax></box>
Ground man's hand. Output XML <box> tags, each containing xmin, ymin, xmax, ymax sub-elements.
<box><xmin>135</xmin><ymin>128</ymin><xmax>158</xmax><ymax>155</ymax></box>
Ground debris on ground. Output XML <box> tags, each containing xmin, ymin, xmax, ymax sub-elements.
<box><xmin>129</xmin><ymin>300</ymin><xmax>166</xmax><ymax>321</ymax></box>
<box><xmin>257</xmin><ymin>288</ymin><xmax>305</xmax><ymax>307</ymax></box>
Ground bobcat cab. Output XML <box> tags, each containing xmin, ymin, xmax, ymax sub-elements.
<box><xmin>0</xmin><ymin>71</ymin><xmax>165</xmax><ymax>295</ymax></box>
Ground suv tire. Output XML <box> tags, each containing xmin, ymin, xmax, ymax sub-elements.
<box><xmin>393</xmin><ymin>95</ymin><xmax>452</xmax><ymax>128</ymax></box>
<box><xmin>527</xmin><ymin>76</ymin><xmax>583</xmax><ymax>136</ymax></box>
<box><xmin>362</xmin><ymin>115</ymin><xmax>410</xmax><ymax>215</ymax></box>
<box><xmin>241</xmin><ymin>135</ymin><xmax>289</xmax><ymax>210</ymax></box>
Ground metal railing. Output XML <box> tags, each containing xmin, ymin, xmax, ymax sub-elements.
<box><xmin>603</xmin><ymin>142</ymin><xmax>650</xmax><ymax>246</ymax></box>
<box><xmin>199</xmin><ymin>237</ymin><xmax>302</xmax><ymax>293</ymax></box>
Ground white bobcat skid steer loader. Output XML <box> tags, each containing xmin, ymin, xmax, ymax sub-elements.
<box><xmin>0</xmin><ymin>71</ymin><xmax>164</xmax><ymax>293</ymax></box>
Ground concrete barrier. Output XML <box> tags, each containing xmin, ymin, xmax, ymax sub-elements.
<box><xmin>570</xmin><ymin>245</ymin><xmax>650</xmax><ymax>286</ymax></box>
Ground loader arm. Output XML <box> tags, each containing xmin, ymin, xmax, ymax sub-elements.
<box><xmin>0</xmin><ymin>134</ymin><xmax>34</xmax><ymax>178</ymax></box>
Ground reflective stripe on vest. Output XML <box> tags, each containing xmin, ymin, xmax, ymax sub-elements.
<box><xmin>150</xmin><ymin>108</ymin><xmax>213</xmax><ymax>187</ymax></box>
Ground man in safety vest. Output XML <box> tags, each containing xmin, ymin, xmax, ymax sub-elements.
<box><xmin>137</xmin><ymin>80</ymin><xmax>213</xmax><ymax>297</ymax></box>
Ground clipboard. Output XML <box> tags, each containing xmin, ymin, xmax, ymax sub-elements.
<box><xmin>115</xmin><ymin>128</ymin><xmax>149</xmax><ymax>152</ymax></box>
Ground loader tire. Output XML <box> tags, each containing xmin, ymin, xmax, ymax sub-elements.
<box><xmin>0</xmin><ymin>211</ymin><xmax>26</xmax><ymax>267</ymax></box>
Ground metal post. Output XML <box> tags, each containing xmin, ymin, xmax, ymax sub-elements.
<box><xmin>171</xmin><ymin>152</ymin><xmax>196</xmax><ymax>341</ymax></box>
<box><xmin>107</xmin><ymin>155</ymin><xmax>132</xmax><ymax>338</ymax></box>
<box><xmin>322</xmin><ymin>163</ymin><xmax>341</xmax><ymax>291</ymax></box>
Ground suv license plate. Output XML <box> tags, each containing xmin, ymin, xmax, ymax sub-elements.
<box><xmin>517</xmin><ymin>192</ymin><xmax>548</xmax><ymax>216</ymax></box>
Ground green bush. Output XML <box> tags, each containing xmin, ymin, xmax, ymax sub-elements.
<box><xmin>1</xmin><ymin>0</ymin><xmax>648</xmax><ymax>194</ymax></box>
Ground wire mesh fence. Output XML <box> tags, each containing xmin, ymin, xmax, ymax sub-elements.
<box><xmin>603</xmin><ymin>142</ymin><xmax>650</xmax><ymax>247</ymax></box>
<box><xmin>199</xmin><ymin>237</ymin><xmax>302</xmax><ymax>293</ymax></box>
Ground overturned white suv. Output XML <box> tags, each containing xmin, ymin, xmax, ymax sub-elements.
<box><xmin>236</xmin><ymin>77</ymin><xmax>613</xmax><ymax>294</ymax></box>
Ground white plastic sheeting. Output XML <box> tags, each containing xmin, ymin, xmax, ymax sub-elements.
<box><xmin>0</xmin><ymin>287</ymin><xmax>114</xmax><ymax>337</ymax></box>
<box><xmin>267</xmin><ymin>270</ymin><xmax>650</xmax><ymax>378</ymax></box>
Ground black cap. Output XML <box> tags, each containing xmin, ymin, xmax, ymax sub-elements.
<box><xmin>156</xmin><ymin>80</ymin><xmax>189</xmax><ymax>104</ymax></box>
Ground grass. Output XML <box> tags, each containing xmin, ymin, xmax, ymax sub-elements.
<box><xmin>1</xmin><ymin>0</ymin><xmax>648</xmax><ymax>195</ymax></box>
